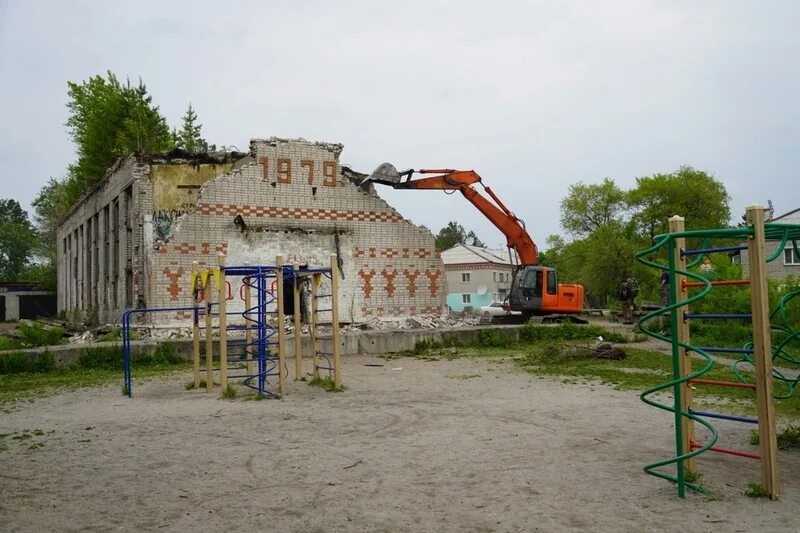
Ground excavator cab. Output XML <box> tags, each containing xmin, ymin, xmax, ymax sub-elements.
<box><xmin>509</xmin><ymin>265</ymin><xmax>584</xmax><ymax>318</ymax></box>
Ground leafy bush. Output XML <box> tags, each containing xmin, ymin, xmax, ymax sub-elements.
<box><xmin>475</xmin><ymin>328</ymin><xmax>515</xmax><ymax>348</ymax></box>
<box><xmin>137</xmin><ymin>342</ymin><xmax>183</xmax><ymax>366</ymax></box>
<box><xmin>76</xmin><ymin>346</ymin><xmax>120</xmax><ymax>370</ymax></box>
<box><xmin>0</xmin><ymin>351</ymin><xmax>55</xmax><ymax>374</ymax></box>
<box><xmin>0</xmin><ymin>335</ymin><xmax>23</xmax><ymax>351</ymax></box>
<box><xmin>520</xmin><ymin>323</ymin><xmax>627</xmax><ymax>343</ymax></box>
<box><xmin>17</xmin><ymin>322</ymin><xmax>66</xmax><ymax>347</ymax></box>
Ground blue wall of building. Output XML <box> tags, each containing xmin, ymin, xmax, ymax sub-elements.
<box><xmin>446</xmin><ymin>292</ymin><xmax>492</xmax><ymax>312</ymax></box>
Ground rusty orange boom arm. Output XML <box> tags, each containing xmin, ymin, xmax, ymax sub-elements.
<box><xmin>391</xmin><ymin>169</ymin><xmax>539</xmax><ymax>265</ymax></box>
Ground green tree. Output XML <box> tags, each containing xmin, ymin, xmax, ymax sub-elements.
<box><xmin>176</xmin><ymin>103</ymin><xmax>208</xmax><ymax>153</ymax></box>
<box><xmin>0</xmin><ymin>200</ymin><xmax>37</xmax><ymax>282</ymax></box>
<box><xmin>29</xmin><ymin>178</ymin><xmax>70</xmax><ymax>288</ymax></box>
<box><xmin>560</xmin><ymin>178</ymin><xmax>627</xmax><ymax>237</ymax></box>
<box><xmin>64</xmin><ymin>72</ymin><xmax>173</xmax><ymax>205</ymax></box>
<box><xmin>628</xmin><ymin>166</ymin><xmax>731</xmax><ymax>240</ymax></box>
<box><xmin>435</xmin><ymin>221</ymin><xmax>485</xmax><ymax>250</ymax></box>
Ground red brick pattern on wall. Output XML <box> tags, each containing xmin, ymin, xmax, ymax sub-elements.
<box><xmin>159</xmin><ymin>242</ymin><xmax>228</xmax><ymax>256</ymax></box>
<box><xmin>381</xmin><ymin>269</ymin><xmax>398</xmax><ymax>297</ymax></box>
<box><xmin>403</xmin><ymin>269</ymin><xmax>421</xmax><ymax>296</ymax></box>
<box><xmin>163</xmin><ymin>267</ymin><xmax>184</xmax><ymax>300</ymax></box>
<box><xmin>198</xmin><ymin>203</ymin><xmax>404</xmax><ymax>223</ymax></box>
<box><xmin>425</xmin><ymin>269</ymin><xmax>442</xmax><ymax>296</ymax></box>
<box><xmin>353</xmin><ymin>247</ymin><xmax>433</xmax><ymax>259</ymax></box>
<box><xmin>359</xmin><ymin>269</ymin><xmax>376</xmax><ymax>298</ymax></box>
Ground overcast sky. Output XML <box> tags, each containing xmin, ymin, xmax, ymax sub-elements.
<box><xmin>1</xmin><ymin>1</ymin><xmax>798</xmax><ymax>249</ymax></box>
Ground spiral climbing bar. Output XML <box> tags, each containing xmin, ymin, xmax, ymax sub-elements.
<box><xmin>634</xmin><ymin>205</ymin><xmax>798</xmax><ymax>500</ymax></box>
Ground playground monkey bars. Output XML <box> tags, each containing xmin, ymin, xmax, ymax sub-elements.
<box><xmin>636</xmin><ymin>205</ymin><xmax>800</xmax><ymax>500</ymax></box>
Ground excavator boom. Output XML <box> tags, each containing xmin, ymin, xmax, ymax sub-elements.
<box><xmin>365</xmin><ymin>166</ymin><xmax>538</xmax><ymax>265</ymax></box>
<box><xmin>364</xmin><ymin>163</ymin><xmax>584</xmax><ymax>317</ymax></box>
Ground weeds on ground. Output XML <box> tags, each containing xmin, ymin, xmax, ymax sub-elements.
<box><xmin>308</xmin><ymin>375</ymin><xmax>345</xmax><ymax>392</ymax></box>
<box><xmin>745</xmin><ymin>482</ymin><xmax>767</xmax><ymax>498</ymax></box>
<box><xmin>684</xmin><ymin>469</ymin><xmax>703</xmax><ymax>483</ymax></box>
<box><xmin>520</xmin><ymin>323</ymin><xmax>628</xmax><ymax>344</ymax></box>
<box><xmin>749</xmin><ymin>425</ymin><xmax>800</xmax><ymax>449</ymax></box>
<box><xmin>0</xmin><ymin>342</ymin><xmax>190</xmax><ymax>403</ymax></box>
<box><xmin>185</xmin><ymin>379</ymin><xmax>207</xmax><ymax>390</ymax></box>
<box><xmin>221</xmin><ymin>385</ymin><xmax>238</xmax><ymax>399</ymax></box>
<box><xmin>0</xmin><ymin>351</ymin><xmax>55</xmax><ymax>374</ymax></box>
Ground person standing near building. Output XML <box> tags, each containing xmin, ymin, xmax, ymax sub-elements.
<box><xmin>660</xmin><ymin>270</ymin><xmax>670</xmax><ymax>306</ymax></box>
<box><xmin>619</xmin><ymin>273</ymin><xmax>639</xmax><ymax>325</ymax></box>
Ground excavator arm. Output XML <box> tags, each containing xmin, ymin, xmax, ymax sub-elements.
<box><xmin>365</xmin><ymin>165</ymin><xmax>539</xmax><ymax>265</ymax></box>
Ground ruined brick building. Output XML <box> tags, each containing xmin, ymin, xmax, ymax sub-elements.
<box><xmin>57</xmin><ymin>138</ymin><xmax>446</xmax><ymax>324</ymax></box>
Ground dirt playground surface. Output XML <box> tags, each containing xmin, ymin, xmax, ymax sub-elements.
<box><xmin>1</xmin><ymin>355</ymin><xmax>799</xmax><ymax>532</ymax></box>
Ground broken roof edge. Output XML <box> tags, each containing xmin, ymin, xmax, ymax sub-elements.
<box><xmin>59</xmin><ymin>148</ymin><xmax>249</xmax><ymax>225</ymax></box>
<box><xmin>249</xmin><ymin>137</ymin><xmax>344</xmax><ymax>157</ymax></box>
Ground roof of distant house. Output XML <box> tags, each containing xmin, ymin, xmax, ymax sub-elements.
<box><xmin>440</xmin><ymin>243</ymin><xmax>518</xmax><ymax>266</ymax></box>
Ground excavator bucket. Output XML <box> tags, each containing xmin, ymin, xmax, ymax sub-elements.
<box><xmin>363</xmin><ymin>162</ymin><xmax>403</xmax><ymax>186</ymax></box>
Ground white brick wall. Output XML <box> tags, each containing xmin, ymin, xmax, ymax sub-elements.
<box><xmin>149</xmin><ymin>138</ymin><xmax>446</xmax><ymax>322</ymax></box>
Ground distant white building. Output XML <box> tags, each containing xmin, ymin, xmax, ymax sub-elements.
<box><xmin>735</xmin><ymin>207</ymin><xmax>800</xmax><ymax>280</ymax></box>
<box><xmin>440</xmin><ymin>244</ymin><xmax>518</xmax><ymax>311</ymax></box>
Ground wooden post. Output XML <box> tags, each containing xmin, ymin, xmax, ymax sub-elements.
<box><xmin>746</xmin><ymin>204</ymin><xmax>779</xmax><ymax>500</ymax></box>
<box><xmin>192</xmin><ymin>261</ymin><xmax>200</xmax><ymax>389</ymax></box>
<box><xmin>244</xmin><ymin>262</ymin><xmax>254</xmax><ymax>376</ymax></box>
<box><xmin>218</xmin><ymin>254</ymin><xmax>228</xmax><ymax>394</ymax></box>
<box><xmin>311</xmin><ymin>272</ymin><xmax>320</xmax><ymax>380</ymax></box>
<box><xmin>293</xmin><ymin>262</ymin><xmax>302</xmax><ymax>380</ymax></box>
<box><xmin>276</xmin><ymin>256</ymin><xmax>286</xmax><ymax>395</ymax></box>
<box><xmin>205</xmin><ymin>271</ymin><xmax>214</xmax><ymax>393</ymax></box>
<box><xmin>669</xmin><ymin>215</ymin><xmax>696</xmax><ymax>473</ymax></box>
<box><xmin>330</xmin><ymin>255</ymin><xmax>342</xmax><ymax>388</ymax></box>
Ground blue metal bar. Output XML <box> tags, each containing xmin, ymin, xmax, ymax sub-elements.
<box><xmin>684</xmin><ymin>312</ymin><xmax>751</xmax><ymax>321</ymax></box>
<box><xmin>688</xmin><ymin>408</ymin><xmax>758</xmax><ymax>424</ymax></box>
<box><xmin>122</xmin><ymin>305</ymin><xmax>201</xmax><ymax>398</ymax></box>
<box><xmin>682</xmin><ymin>244</ymin><xmax>748</xmax><ymax>257</ymax></box>
<box><xmin>692</xmin><ymin>346</ymin><xmax>755</xmax><ymax>354</ymax></box>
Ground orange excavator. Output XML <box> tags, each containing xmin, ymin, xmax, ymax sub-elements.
<box><xmin>364</xmin><ymin>163</ymin><xmax>584</xmax><ymax>320</ymax></box>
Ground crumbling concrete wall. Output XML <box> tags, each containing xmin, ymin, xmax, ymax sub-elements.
<box><xmin>150</xmin><ymin>138</ymin><xmax>446</xmax><ymax>322</ymax></box>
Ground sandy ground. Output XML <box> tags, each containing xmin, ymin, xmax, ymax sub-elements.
<box><xmin>1</xmin><ymin>355</ymin><xmax>799</xmax><ymax>533</ymax></box>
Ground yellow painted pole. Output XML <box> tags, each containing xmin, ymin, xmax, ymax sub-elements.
<box><xmin>218</xmin><ymin>253</ymin><xmax>228</xmax><ymax>394</ymax></box>
<box><xmin>205</xmin><ymin>273</ymin><xmax>213</xmax><ymax>393</ymax></box>
<box><xmin>311</xmin><ymin>272</ymin><xmax>320</xmax><ymax>380</ymax></box>
<box><xmin>746</xmin><ymin>204</ymin><xmax>779</xmax><ymax>500</ymax></box>
<box><xmin>244</xmin><ymin>261</ymin><xmax>254</xmax><ymax>376</ymax></box>
<box><xmin>276</xmin><ymin>256</ymin><xmax>286</xmax><ymax>395</ymax></box>
<box><xmin>330</xmin><ymin>255</ymin><xmax>342</xmax><ymax>388</ymax></box>
<box><xmin>192</xmin><ymin>261</ymin><xmax>200</xmax><ymax>389</ymax></box>
<box><xmin>669</xmin><ymin>215</ymin><xmax>696</xmax><ymax>473</ymax></box>
<box><xmin>293</xmin><ymin>262</ymin><xmax>302</xmax><ymax>380</ymax></box>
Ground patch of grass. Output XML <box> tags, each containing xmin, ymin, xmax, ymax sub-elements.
<box><xmin>685</xmin><ymin>469</ymin><xmax>703</xmax><ymax>483</ymax></box>
<box><xmin>78</xmin><ymin>342</ymin><xmax>183</xmax><ymax>371</ymax></box>
<box><xmin>308</xmin><ymin>375</ymin><xmax>346</xmax><ymax>392</ymax></box>
<box><xmin>17</xmin><ymin>322</ymin><xmax>66</xmax><ymax>347</ymax></box>
<box><xmin>476</xmin><ymin>328</ymin><xmax>515</xmax><ymax>348</ymax></box>
<box><xmin>745</xmin><ymin>482</ymin><xmax>767</xmax><ymax>498</ymax></box>
<box><xmin>0</xmin><ymin>443</ymin><xmax>7</xmax><ymax>452</ymax></box>
<box><xmin>520</xmin><ymin>323</ymin><xmax>628</xmax><ymax>344</ymax></box>
<box><xmin>749</xmin><ymin>425</ymin><xmax>800</xmax><ymax>449</ymax></box>
<box><xmin>28</xmin><ymin>441</ymin><xmax>45</xmax><ymax>450</ymax></box>
<box><xmin>0</xmin><ymin>351</ymin><xmax>55</xmax><ymax>374</ymax></box>
<box><xmin>221</xmin><ymin>385</ymin><xmax>238</xmax><ymax>399</ymax></box>
<box><xmin>406</xmin><ymin>339</ymin><xmax>800</xmax><ymax>420</ymax></box>
<box><xmin>0</xmin><ymin>362</ymin><xmax>190</xmax><ymax>404</ymax></box>
<box><xmin>448</xmin><ymin>374</ymin><xmax>482</xmax><ymax>380</ymax></box>
<box><xmin>0</xmin><ymin>335</ymin><xmax>24</xmax><ymax>351</ymax></box>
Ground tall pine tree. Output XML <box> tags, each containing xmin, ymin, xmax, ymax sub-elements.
<box><xmin>176</xmin><ymin>103</ymin><xmax>208</xmax><ymax>153</ymax></box>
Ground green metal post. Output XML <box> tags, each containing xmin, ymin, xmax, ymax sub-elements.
<box><xmin>668</xmin><ymin>242</ymin><xmax>686</xmax><ymax>498</ymax></box>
